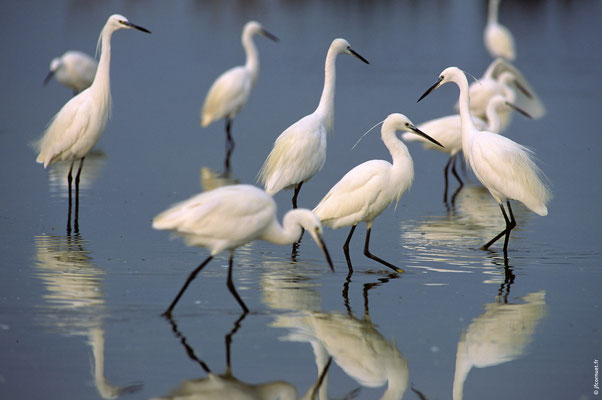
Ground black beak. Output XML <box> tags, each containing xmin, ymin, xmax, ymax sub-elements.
<box><xmin>318</xmin><ymin>235</ymin><xmax>335</xmax><ymax>272</ymax></box>
<box><xmin>512</xmin><ymin>79</ymin><xmax>532</xmax><ymax>99</ymax></box>
<box><xmin>261</xmin><ymin>29</ymin><xmax>279</xmax><ymax>42</ymax></box>
<box><xmin>409</xmin><ymin>124</ymin><xmax>444</xmax><ymax>148</ymax></box>
<box><xmin>124</xmin><ymin>21</ymin><xmax>151</xmax><ymax>34</ymax></box>
<box><xmin>43</xmin><ymin>70</ymin><xmax>55</xmax><ymax>86</ymax></box>
<box><xmin>418</xmin><ymin>76</ymin><xmax>443</xmax><ymax>102</ymax></box>
<box><xmin>505</xmin><ymin>101</ymin><xmax>532</xmax><ymax>119</ymax></box>
<box><xmin>349</xmin><ymin>47</ymin><xmax>369</xmax><ymax>64</ymax></box>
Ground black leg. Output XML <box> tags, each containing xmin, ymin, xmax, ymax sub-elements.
<box><xmin>502</xmin><ymin>201</ymin><xmax>517</xmax><ymax>254</ymax></box>
<box><xmin>292</xmin><ymin>181</ymin><xmax>303</xmax><ymax>209</ymax></box>
<box><xmin>74</xmin><ymin>157</ymin><xmax>84</xmax><ymax>234</ymax></box>
<box><xmin>363</xmin><ymin>227</ymin><xmax>403</xmax><ymax>273</ymax></box>
<box><xmin>451</xmin><ymin>154</ymin><xmax>464</xmax><ymax>187</ymax></box>
<box><xmin>343</xmin><ymin>225</ymin><xmax>357</xmax><ymax>272</ymax></box>
<box><xmin>226</xmin><ymin>253</ymin><xmax>249</xmax><ymax>313</ymax></box>
<box><xmin>443</xmin><ymin>156</ymin><xmax>452</xmax><ymax>203</ymax></box>
<box><xmin>224</xmin><ymin>118</ymin><xmax>234</xmax><ymax>174</ymax></box>
<box><xmin>67</xmin><ymin>159</ymin><xmax>75</xmax><ymax>235</ymax></box>
<box><xmin>162</xmin><ymin>255</ymin><xmax>214</xmax><ymax>318</ymax></box>
<box><xmin>481</xmin><ymin>202</ymin><xmax>516</xmax><ymax>252</ymax></box>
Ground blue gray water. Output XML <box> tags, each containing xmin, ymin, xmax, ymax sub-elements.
<box><xmin>1</xmin><ymin>1</ymin><xmax>600</xmax><ymax>399</ymax></box>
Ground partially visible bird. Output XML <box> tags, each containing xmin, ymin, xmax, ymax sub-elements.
<box><xmin>35</xmin><ymin>14</ymin><xmax>150</xmax><ymax>233</ymax></box>
<box><xmin>43</xmin><ymin>50</ymin><xmax>98</xmax><ymax>95</ymax></box>
<box><xmin>419</xmin><ymin>67</ymin><xmax>551</xmax><ymax>253</ymax></box>
<box><xmin>152</xmin><ymin>184</ymin><xmax>334</xmax><ymax>316</ymax></box>
<box><xmin>259</xmin><ymin>38</ymin><xmax>369</xmax><ymax>209</ymax></box>
<box><xmin>201</xmin><ymin>21</ymin><xmax>278</xmax><ymax>172</ymax></box>
<box><xmin>463</xmin><ymin>58</ymin><xmax>545</xmax><ymax>124</ymax></box>
<box><xmin>484</xmin><ymin>0</ymin><xmax>515</xmax><ymax>60</ymax></box>
<box><xmin>313</xmin><ymin>113</ymin><xmax>443</xmax><ymax>272</ymax></box>
<box><xmin>403</xmin><ymin>93</ymin><xmax>531</xmax><ymax>202</ymax></box>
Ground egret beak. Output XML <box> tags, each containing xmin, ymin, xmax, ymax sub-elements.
<box><xmin>408</xmin><ymin>124</ymin><xmax>444</xmax><ymax>148</ymax></box>
<box><xmin>43</xmin><ymin>70</ymin><xmax>55</xmax><ymax>86</ymax></box>
<box><xmin>122</xmin><ymin>21</ymin><xmax>152</xmax><ymax>34</ymax></box>
<box><xmin>261</xmin><ymin>29</ymin><xmax>279</xmax><ymax>42</ymax></box>
<box><xmin>316</xmin><ymin>234</ymin><xmax>335</xmax><ymax>272</ymax></box>
<box><xmin>348</xmin><ymin>47</ymin><xmax>369</xmax><ymax>64</ymax></box>
<box><xmin>505</xmin><ymin>101</ymin><xmax>532</xmax><ymax>119</ymax></box>
<box><xmin>512</xmin><ymin>79</ymin><xmax>532</xmax><ymax>99</ymax></box>
<box><xmin>418</xmin><ymin>76</ymin><xmax>444</xmax><ymax>102</ymax></box>
<box><xmin>304</xmin><ymin>357</ymin><xmax>333</xmax><ymax>400</ymax></box>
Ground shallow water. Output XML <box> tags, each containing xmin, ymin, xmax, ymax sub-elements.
<box><xmin>1</xmin><ymin>1</ymin><xmax>601</xmax><ymax>399</ymax></box>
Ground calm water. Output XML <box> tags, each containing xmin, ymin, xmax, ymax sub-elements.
<box><xmin>1</xmin><ymin>1</ymin><xmax>601</xmax><ymax>399</ymax></box>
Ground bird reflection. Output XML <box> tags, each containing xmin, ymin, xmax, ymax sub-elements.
<box><xmin>401</xmin><ymin>185</ymin><xmax>532</xmax><ymax>267</ymax></box>
<box><xmin>452</xmin><ymin>290</ymin><xmax>547</xmax><ymax>400</ymax></box>
<box><xmin>158</xmin><ymin>313</ymin><xmax>331</xmax><ymax>400</ymax></box>
<box><xmin>266</xmin><ymin>263</ymin><xmax>409</xmax><ymax>399</ymax></box>
<box><xmin>45</xmin><ymin>150</ymin><xmax>106</xmax><ymax>234</ymax></box>
<box><xmin>200</xmin><ymin>166</ymin><xmax>239</xmax><ymax>192</ymax></box>
<box><xmin>33</xmin><ymin>234</ymin><xmax>141</xmax><ymax>398</ymax></box>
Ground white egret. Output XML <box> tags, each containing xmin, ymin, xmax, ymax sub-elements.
<box><xmin>403</xmin><ymin>93</ymin><xmax>531</xmax><ymax>202</ymax></box>
<box><xmin>484</xmin><ymin>0</ymin><xmax>515</xmax><ymax>60</ymax></box>
<box><xmin>43</xmin><ymin>50</ymin><xmax>98</xmax><ymax>95</ymax></box>
<box><xmin>152</xmin><ymin>184</ymin><xmax>334</xmax><ymax>316</ymax></box>
<box><xmin>35</xmin><ymin>14</ymin><xmax>151</xmax><ymax>232</ymax></box>
<box><xmin>313</xmin><ymin>113</ymin><xmax>443</xmax><ymax>273</ymax></box>
<box><xmin>464</xmin><ymin>58</ymin><xmax>545</xmax><ymax>124</ymax></box>
<box><xmin>259</xmin><ymin>38</ymin><xmax>369</xmax><ymax>208</ymax></box>
<box><xmin>418</xmin><ymin>67</ymin><xmax>551</xmax><ymax>253</ymax></box>
<box><xmin>201</xmin><ymin>21</ymin><xmax>278</xmax><ymax>172</ymax></box>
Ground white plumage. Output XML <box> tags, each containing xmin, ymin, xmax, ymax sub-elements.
<box><xmin>313</xmin><ymin>113</ymin><xmax>443</xmax><ymax>272</ymax></box>
<box><xmin>44</xmin><ymin>50</ymin><xmax>98</xmax><ymax>95</ymax></box>
<box><xmin>419</xmin><ymin>67</ymin><xmax>551</xmax><ymax>253</ymax></box>
<box><xmin>259</xmin><ymin>38</ymin><xmax>369</xmax><ymax>208</ymax></box>
<box><xmin>484</xmin><ymin>0</ymin><xmax>516</xmax><ymax>60</ymax></box>
<box><xmin>153</xmin><ymin>184</ymin><xmax>333</xmax><ymax>315</ymax></box>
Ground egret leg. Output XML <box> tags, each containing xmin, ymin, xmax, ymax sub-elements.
<box><xmin>451</xmin><ymin>154</ymin><xmax>464</xmax><ymax>188</ymax></box>
<box><xmin>443</xmin><ymin>156</ymin><xmax>452</xmax><ymax>203</ymax></box>
<box><xmin>162</xmin><ymin>255</ymin><xmax>214</xmax><ymax>318</ymax></box>
<box><xmin>343</xmin><ymin>225</ymin><xmax>357</xmax><ymax>272</ymax></box>
<box><xmin>66</xmin><ymin>159</ymin><xmax>75</xmax><ymax>235</ymax></box>
<box><xmin>481</xmin><ymin>202</ymin><xmax>516</xmax><ymax>252</ymax></box>
<box><xmin>224</xmin><ymin>118</ymin><xmax>234</xmax><ymax>174</ymax></box>
<box><xmin>363</xmin><ymin>227</ymin><xmax>403</xmax><ymax>273</ymax></box>
<box><xmin>74</xmin><ymin>157</ymin><xmax>84</xmax><ymax>234</ymax></box>
<box><xmin>292</xmin><ymin>181</ymin><xmax>304</xmax><ymax>209</ymax></box>
<box><xmin>226</xmin><ymin>253</ymin><xmax>249</xmax><ymax>313</ymax></box>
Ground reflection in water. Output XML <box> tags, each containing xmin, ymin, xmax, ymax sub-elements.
<box><xmin>452</xmin><ymin>290</ymin><xmax>547</xmax><ymax>400</ymax></box>
<box><xmin>401</xmin><ymin>185</ymin><xmax>531</xmax><ymax>268</ymax></box>
<box><xmin>200</xmin><ymin>166</ymin><xmax>239</xmax><ymax>192</ymax></box>
<box><xmin>266</xmin><ymin>264</ymin><xmax>409</xmax><ymax>399</ymax></box>
<box><xmin>158</xmin><ymin>313</ymin><xmax>330</xmax><ymax>400</ymax></box>
<box><xmin>46</xmin><ymin>150</ymin><xmax>106</xmax><ymax>198</ymax></box>
<box><xmin>33</xmin><ymin>234</ymin><xmax>141</xmax><ymax>398</ymax></box>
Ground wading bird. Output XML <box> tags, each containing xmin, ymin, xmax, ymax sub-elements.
<box><xmin>259</xmin><ymin>38</ymin><xmax>369</xmax><ymax>209</ymax></box>
<box><xmin>484</xmin><ymin>0</ymin><xmax>515</xmax><ymax>60</ymax></box>
<box><xmin>313</xmin><ymin>113</ymin><xmax>443</xmax><ymax>273</ymax></box>
<box><xmin>201</xmin><ymin>21</ymin><xmax>278</xmax><ymax>174</ymax></box>
<box><xmin>35</xmin><ymin>14</ymin><xmax>150</xmax><ymax>234</ymax></box>
<box><xmin>418</xmin><ymin>67</ymin><xmax>551</xmax><ymax>253</ymax></box>
<box><xmin>403</xmin><ymin>93</ymin><xmax>531</xmax><ymax>203</ymax></box>
<box><xmin>43</xmin><ymin>51</ymin><xmax>98</xmax><ymax>95</ymax></box>
<box><xmin>153</xmin><ymin>184</ymin><xmax>334</xmax><ymax>317</ymax></box>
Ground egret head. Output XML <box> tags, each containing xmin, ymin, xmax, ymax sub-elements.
<box><xmin>43</xmin><ymin>58</ymin><xmax>61</xmax><ymax>85</ymax></box>
<box><xmin>107</xmin><ymin>14</ymin><xmax>151</xmax><ymax>34</ymax></box>
<box><xmin>244</xmin><ymin>21</ymin><xmax>278</xmax><ymax>42</ymax></box>
<box><xmin>332</xmin><ymin>38</ymin><xmax>369</xmax><ymax>64</ymax></box>
<box><xmin>384</xmin><ymin>113</ymin><xmax>444</xmax><ymax>148</ymax></box>
<box><xmin>418</xmin><ymin>66</ymin><xmax>465</xmax><ymax>102</ymax></box>
<box><xmin>289</xmin><ymin>209</ymin><xmax>334</xmax><ymax>272</ymax></box>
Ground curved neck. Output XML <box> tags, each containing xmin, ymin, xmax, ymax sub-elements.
<box><xmin>382</xmin><ymin>127</ymin><xmax>414</xmax><ymax>200</ymax></box>
<box><xmin>91</xmin><ymin>25</ymin><xmax>113</xmax><ymax>114</ymax></box>
<box><xmin>315</xmin><ymin>45</ymin><xmax>338</xmax><ymax>132</ymax></box>
<box><xmin>261</xmin><ymin>211</ymin><xmax>304</xmax><ymax>245</ymax></box>
<box><xmin>243</xmin><ymin>32</ymin><xmax>259</xmax><ymax>83</ymax></box>
<box><xmin>455</xmin><ymin>75</ymin><xmax>477</xmax><ymax>134</ymax></box>
<box><xmin>488</xmin><ymin>0</ymin><xmax>500</xmax><ymax>23</ymax></box>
